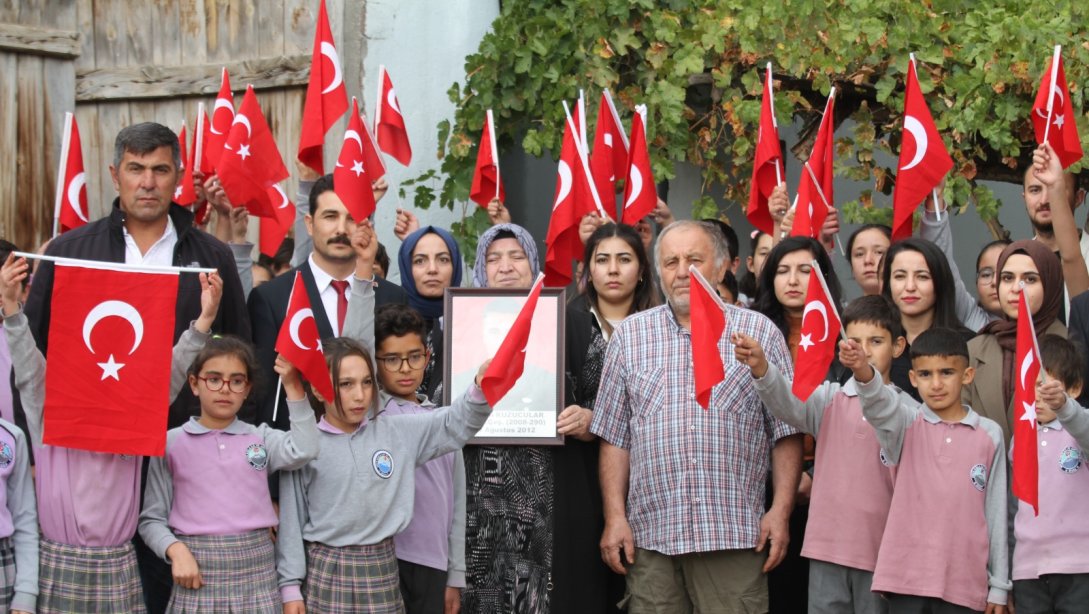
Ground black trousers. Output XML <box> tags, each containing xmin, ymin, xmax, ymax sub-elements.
<box><xmin>399</xmin><ymin>558</ymin><xmax>448</xmax><ymax>614</ymax></box>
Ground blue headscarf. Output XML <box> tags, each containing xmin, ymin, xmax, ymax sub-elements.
<box><xmin>398</xmin><ymin>226</ymin><xmax>463</xmax><ymax>320</ymax></box>
<box><xmin>472</xmin><ymin>223</ymin><xmax>540</xmax><ymax>288</ymax></box>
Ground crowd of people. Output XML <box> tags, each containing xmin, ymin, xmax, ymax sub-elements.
<box><xmin>0</xmin><ymin>119</ymin><xmax>1083</xmax><ymax>614</ymax></box>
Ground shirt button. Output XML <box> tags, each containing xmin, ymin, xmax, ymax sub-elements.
<box><xmin>219</xmin><ymin>444</ymin><xmax>225</xmax><ymax>450</ymax></box>
<box><xmin>690</xmin><ymin>425</ymin><xmax>696</xmax><ymax>431</ymax></box>
<box><xmin>1042</xmin><ymin>441</ymin><xmax>1048</xmax><ymax>447</ymax></box>
<box><xmin>690</xmin><ymin>458</ymin><xmax>697</xmax><ymax>465</ymax></box>
<box><xmin>694</xmin><ymin>497</ymin><xmax>701</xmax><ymax>503</ymax></box>
<box><xmin>1043</xmin><ymin>428</ymin><xmax>1050</xmax><ymax>433</ymax></box>
<box><xmin>689</xmin><ymin>393</ymin><xmax>694</xmax><ymax>399</ymax></box>
<box><xmin>945</xmin><ymin>438</ymin><xmax>952</xmax><ymax>444</ymax></box>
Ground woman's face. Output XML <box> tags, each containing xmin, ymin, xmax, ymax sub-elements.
<box><xmin>850</xmin><ymin>228</ymin><xmax>890</xmax><ymax>296</ymax></box>
<box><xmin>998</xmin><ymin>253</ymin><xmax>1044</xmax><ymax>320</ymax></box>
<box><xmin>888</xmin><ymin>250</ymin><xmax>936</xmax><ymax>318</ymax></box>
<box><xmin>590</xmin><ymin>236</ymin><xmax>641</xmax><ymax>305</ymax></box>
<box><xmin>747</xmin><ymin>234</ymin><xmax>774</xmax><ymax>279</ymax></box>
<box><xmin>975</xmin><ymin>244</ymin><xmax>1004</xmax><ymax>315</ymax></box>
<box><xmin>773</xmin><ymin>249</ymin><xmax>813</xmax><ymax>316</ymax></box>
<box><xmin>412</xmin><ymin>233</ymin><xmax>454</xmax><ymax>298</ymax></box>
<box><xmin>485</xmin><ymin>238</ymin><xmax>533</xmax><ymax>288</ymax></box>
<box><xmin>326</xmin><ymin>355</ymin><xmax>375</xmax><ymax>433</ymax></box>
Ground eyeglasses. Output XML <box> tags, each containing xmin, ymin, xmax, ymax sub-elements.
<box><xmin>377</xmin><ymin>352</ymin><xmax>427</xmax><ymax>372</ymax></box>
<box><xmin>196</xmin><ymin>375</ymin><xmax>249</xmax><ymax>393</ymax></box>
<box><xmin>977</xmin><ymin>267</ymin><xmax>995</xmax><ymax>282</ymax></box>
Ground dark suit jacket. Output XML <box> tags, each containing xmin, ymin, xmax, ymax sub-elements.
<box><xmin>1066</xmin><ymin>290</ymin><xmax>1089</xmax><ymax>407</ymax></box>
<box><xmin>248</xmin><ymin>264</ymin><xmax>407</xmax><ymax>430</ymax></box>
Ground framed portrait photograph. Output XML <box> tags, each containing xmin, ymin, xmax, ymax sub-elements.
<box><xmin>443</xmin><ymin>287</ymin><xmax>566</xmax><ymax>445</ymax></box>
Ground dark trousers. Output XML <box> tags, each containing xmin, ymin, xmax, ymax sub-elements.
<box><xmin>134</xmin><ymin>532</ymin><xmax>172</xmax><ymax>614</ymax></box>
<box><xmin>1014</xmin><ymin>573</ymin><xmax>1089</xmax><ymax>614</ymax></box>
<box><xmin>399</xmin><ymin>558</ymin><xmax>447</xmax><ymax>614</ymax></box>
<box><xmin>887</xmin><ymin>594</ymin><xmax>981</xmax><ymax>614</ymax></box>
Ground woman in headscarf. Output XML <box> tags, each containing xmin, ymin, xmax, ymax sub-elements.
<box><xmin>397</xmin><ymin>225</ymin><xmax>463</xmax><ymax>400</ymax></box>
<box><xmin>965</xmin><ymin>240</ymin><xmax>1065</xmax><ymax>441</ymax></box>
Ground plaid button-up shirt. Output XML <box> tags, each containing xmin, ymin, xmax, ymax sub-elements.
<box><xmin>591</xmin><ymin>304</ymin><xmax>797</xmax><ymax>555</ymax></box>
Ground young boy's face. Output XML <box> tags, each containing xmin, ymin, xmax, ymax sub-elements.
<box><xmin>375</xmin><ymin>333</ymin><xmax>429</xmax><ymax>400</ymax></box>
<box><xmin>909</xmin><ymin>355</ymin><xmax>974</xmax><ymax>413</ymax></box>
<box><xmin>845</xmin><ymin>321</ymin><xmax>905</xmax><ymax>382</ymax></box>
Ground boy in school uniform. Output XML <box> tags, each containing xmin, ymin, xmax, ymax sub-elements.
<box><xmin>734</xmin><ymin>295</ymin><xmax>913</xmax><ymax>614</ymax></box>
<box><xmin>844</xmin><ymin>327</ymin><xmax>1009</xmax><ymax>614</ymax></box>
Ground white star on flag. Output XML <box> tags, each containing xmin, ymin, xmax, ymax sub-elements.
<box><xmin>237</xmin><ymin>144</ymin><xmax>251</xmax><ymax>160</ymax></box>
<box><xmin>174</xmin><ymin>185</ymin><xmax>183</xmax><ymax>199</ymax></box>
<box><xmin>97</xmin><ymin>354</ymin><xmax>125</xmax><ymax>381</ymax></box>
<box><xmin>350</xmin><ymin>160</ymin><xmax>364</xmax><ymax>177</ymax></box>
<box><xmin>1054</xmin><ymin>114</ymin><xmax>1065</xmax><ymax>128</ymax></box>
<box><xmin>798</xmin><ymin>333</ymin><xmax>814</xmax><ymax>352</ymax></box>
<box><xmin>1021</xmin><ymin>401</ymin><xmax>1038</xmax><ymax>424</ymax></box>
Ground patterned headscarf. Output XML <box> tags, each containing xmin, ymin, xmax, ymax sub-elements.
<box><xmin>471</xmin><ymin>223</ymin><xmax>540</xmax><ymax>288</ymax></box>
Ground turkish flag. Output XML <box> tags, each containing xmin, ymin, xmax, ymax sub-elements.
<box><xmin>620</xmin><ymin>106</ymin><xmax>656</xmax><ymax>225</ymax></box>
<box><xmin>689</xmin><ymin>266</ymin><xmax>726</xmax><ymax>409</ymax></box>
<box><xmin>480</xmin><ymin>275</ymin><xmax>545</xmax><ymax>407</ymax></box>
<box><xmin>793</xmin><ymin>263</ymin><xmax>841</xmax><ymax>401</ymax></box>
<box><xmin>56</xmin><ymin>113</ymin><xmax>89</xmax><ymax>234</ymax></box>
<box><xmin>791</xmin><ymin>89</ymin><xmax>836</xmax><ymax>241</ymax></box>
<box><xmin>333</xmin><ymin>98</ymin><xmax>378</xmax><ymax>221</ymax></box>
<box><xmin>544</xmin><ymin>102</ymin><xmax>590</xmax><ymax>287</ymax></box>
<box><xmin>1033</xmin><ymin>48</ymin><xmax>1083</xmax><ymax>170</ymax></box>
<box><xmin>358</xmin><ymin>110</ymin><xmax>386</xmax><ymax>182</ymax></box>
<box><xmin>261</xmin><ymin>184</ymin><xmax>296</xmax><ymax>259</ymax></box>
<box><xmin>275</xmin><ymin>272</ymin><xmax>334</xmax><ymax>401</ymax></box>
<box><xmin>892</xmin><ymin>57</ymin><xmax>953</xmax><ymax>241</ymax></box>
<box><xmin>470</xmin><ymin>109</ymin><xmax>505</xmax><ymax>208</ymax></box>
<box><xmin>590</xmin><ymin>90</ymin><xmax>629</xmax><ymax>208</ymax></box>
<box><xmin>43</xmin><ymin>263</ymin><xmax>179</xmax><ymax>455</ymax></box>
<box><xmin>204</xmin><ymin>68</ymin><xmax>234</xmax><ymax>170</ymax></box>
<box><xmin>175</xmin><ymin>121</ymin><xmax>198</xmax><ymax>206</ymax></box>
<box><xmin>375</xmin><ymin>65</ymin><xmax>412</xmax><ymax>166</ymax></box>
<box><xmin>747</xmin><ymin>65</ymin><xmax>785</xmax><ymax>235</ymax></box>
<box><xmin>1012</xmin><ymin>290</ymin><xmax>1041</xmax><ymax>515</ymax></box>
<box><xmin>217</xmin><ymin>86</ymin><xmax>289</xmax><ymax>219</ymax></box>
<box><xmin>298</xmin><ymin>0</ymin><xmax>348</xmax><ymax>175</ymax></box>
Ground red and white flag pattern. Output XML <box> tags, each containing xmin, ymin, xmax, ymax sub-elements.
<box><xmin>1032</xmin><ymin>45</ymin><xmax>1083</xmax><ymax>170</ymax></box>
<box><xmin>217</xmin><ymin>86</ymin><xmax>289</xmax><ymax>219</ymax></box>
<box><xmin>375</xmin><ymin>65</ymin><xmax>412</xmax><ymax>166</ymax></box>
<box><xmin>621</xmin><ymin>105</ymin><xmax>656</xmax><ymax>225</ymax></box>
<box><xmin>544</xmin><ymin>101</ymin><xmax>594</xmax><ymax>287</ymax></box>
<box><xmin>54</xmin><ymin>112</ymin><xmax>89</xmax><ymax>235</ymax></box>
<box><xmin>298</xmin><ymin>0</ymin><xmax>348</xmax><ymax>175</ymax></box>
<box><xmin>44</xmin><ymin>262</ymin><xmax>179</xmax><ymax>455</ymax></box>
<box><xmin>275</xmin><ymin>272</ymin><xmax>334</xmax><ymax>401</ymax></box>
<box><xmin>334</xmin><ymin>98</ymin><xmax>378</xmax><ymax>221</ymax></box>
<box><xmin>358</xmin><ymin>110</ymin><xmax>386</xmax><ymax>182</ymax></box>
<box><xmin>791</xmin><ymin>89</ymin><xmax>836</xmax><ymax>241</ymax></box>
<box><xmin>204</xmin><ymin>68</ymin><xmax>234</xmax><ymax>170</ymax></box>
<box><xmin>892</xmin><ymin>55</ymin><xmax>953</xmax><ymax>241</ymax></box>
<box><xmin>470</xmin><ymin>109</ymin><xmax>505</xmax><ymax>208</ymax></box>
<box><xmin>261</xmin><ymin>184</ymin><xmax>295</xmax><ymax>259</ymax></box>
<box><xmin>590</xmin><ymin>89</ymin><xmax>629</xmax><ymax>207</ymax></box>
<box><xmin>1012</xmin><ymin>289</ymin><xmax>1041</xmax><ymax>515</ymax></box>
<box><xmin>175</xmin><ymin>121</ymin><xmax>198</xmax><ymax>206</ymax></box>
<box><xmin>792</xmin><ymin>261</ymin><xmax>841</xmax><ymax>401</ymax></box>
<box><xmin>747</xmin><ymin>64</ymin><xmax>785</xmax><ymax>235</ymax></box>
<box><xmin>480</xmin><ymin>274</ymin><xmax>545</xmax><ymax>407</ymax></box>
<box><xmin>689</xmin><ymin>265</ymin><xmax>726</xmax><ymax>409</ymax></box>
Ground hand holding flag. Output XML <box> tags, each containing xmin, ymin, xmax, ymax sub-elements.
<box><xmin>747</xmin><ymin>63</ymin><xmax>785</xmax><ymax>235</ymax></box>
<box><xmin>470</xmin><ymin>109</ymin><xmax>505</xmax><ymax>208</ymax></box>
<box><xmin>1033</xmin><ymin>45</ymin><xmax>1083</xmax><ymax>169</ymax></box>
<box><xmin>274</xmin><ymin>272</ymin><xmax>334</xmax><ymax>402</ymax></box>
<box><xmin>689</xmin><ymin>265</ymin><xmax>726</xmax><ymax>409</ymax></box>
<box><xmin>1012</xmin><ymin>287</ymin><xmax>1041</xmax><ymax>515</ymax></box>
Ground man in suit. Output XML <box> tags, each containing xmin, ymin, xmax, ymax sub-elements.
<box><xmin>249</xmin><ymin>173</ymin><xmax>407</xmax><ymax>430</ymax></box>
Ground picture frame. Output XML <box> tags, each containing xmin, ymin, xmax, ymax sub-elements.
<box><xmin>442</xmin><ymin>287</ymin><xmax>566</xmax><ymax>445</ymax></box>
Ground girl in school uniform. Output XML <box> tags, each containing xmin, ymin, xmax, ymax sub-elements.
<box><xmin>139</xmin><ymin>337</ymin><xmax>319</xmax><ymax>613</ymax></box>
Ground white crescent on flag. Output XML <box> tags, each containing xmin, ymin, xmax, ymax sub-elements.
<box><xmin>289</xmin><ymin>308</ymin><xmax>315</xmax><ymax>350</ymax></box>
<box><xmin>320</xmin><ymin>41</ymin><xmax>344</xmax><ymax>94</ymax></box>
<box><xmin>272</xmin><ymin>184</ymin><xmax>290</xmax><ymax>209</ymax></box>
<box><xmin>232</xmin><ymin>114</ymin><xmax>253</xmax><ymax>139</ymax></box>
<box><xmin>624</xmin><ymin>166</ymin><xmax>643</xmax><ymax>210</ymax></box>
<box><xmin>1019</xmin><ymin>349</ymin><xmax>1035</xmax><ymax>390</ymax></box>
<box><xmin>210</xmin><ymin>98</ymin><xmax>234</xmax><ymax>135</ymax></box>
<box><xmin>82</xmin><ymin>300</ymin><xmax>145</xmax><ymax>355</ymax></box>
<box><xmin>1036</xmin><ymin>84</ymin><xmax>1066</xmax><ymax>119</ymax></box>
<box><xmin>553</xmin><ymin>160</ymin><xmax>572</xmax><ymax>211</ymax></box>
<box><xmin>343</xmin><ymin>129</ymin><xmax>364</xmax><ymax>151</ymax></box>
<box><xmin>900</xmin><ymin>116</ymin><xmax>928</xmax><ymax>171</ymax></box>
<box><xmin>386</xmin><ymin>89</ymin><xmax>401</xmax><ymax>116</ymax></box>
<box><xmin>802</xmin><ymin>299</ymin><xmax>830</xmax><ymax>342</ymax></box>
<box><xmin>67</xmin><ymin>172</ymin><xmax>88</xmax><ymax>223</ymax></box>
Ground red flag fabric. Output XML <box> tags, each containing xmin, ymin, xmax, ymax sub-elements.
<box><xmin>43</xmin><ymin>263</ymin><xmax>179</xmax><ymax>455</ymax></box>
<box><xmin>298</xmin><ymin>0</ymin><xmax>349</xmax><ymax>175</ymax></box>
<box><xmin>358</xmin><ymin>111</ymin><xmax>386</xmax><ymax>182</ymax></box>
<box><xmin>792</xmin><ymin>263</ymin><xmax>842</xmax><ymax>401</ymax></box>
<box><xmin>470</xmin><ymin>109</ymin><xmax>505</xmax><ymax>208</ymax></box>
<box><xmin>275</xmin><ymin>272</ymin><xmax>334</xmax><ymax>401</ymax></box>
<box><xmin>1033</xmin><ymin>50</ymin><xmax>1083</xmax><ymax>170</ymax></box>
<box><xmin>333</xmin><ymin>98</ymin><xmax>378</xmax><ymax>222</ymax></box>
<box><xmin>689</xmin><ymin>266</ymin><xmax>726</xmax><ymax>409</ymax></box>
<box><xmin>747</xmin><ymin>65</ymin><xmax>785</xmax><ymax>235</ymax></box>
<box><xmin>56</xmin><ymin>114</ymin><xmax>89</xmax><ymax>234</ymax></box>
<box><xmin>791</xmin><ymin>90</ymin><xmax>837</xmax><ymax>240</ymax></box>
<box><xmin>480</xmin><ymin>276</ymin><xmax>545</xmax><ymax>407</ymax></box>
<box><xmin>590</xmin><ymin>90</ymin><xmax>629</xmax><ymax>207</ymax></box>
<box><xmin>175</xmin><ymin>122</ymin><xmax>199</xmax><ymax>206</ymax></box>
<box><xmin>217</xmin><ymin>86</ymin><xmax>289</xmax><ymax>219</ymax></box>
<box><xmin>892</xmin><ymin>57</ymin><xmax>954</xmax><ymax>241</ymax></box>
<box><xmin>1012</xmin><ymin>290</ymin><xmax>1041</xmax><ymax>514</ymax></box>
<box><xmin>375</xmin><ymin>65</ymin><xmax>412</xmax><ymax>166</ymax></box>
<box><xmin>544</xmin><ymin>103</ymin><xmax>589</xmax><ymax>287</ymax></box>
<box><xmin>204</xmin><ymin>68</ymin><xmax>234</xmax><ymax>170</ymax></box>
<box><xmin>196</xmin><ymin>107</ymin><xmax>214</xmax><ymax>177</ymax></box>
<box><xmin>261</xmin><ymin>184</ymin><xmax>296</xmax><ymax>259</ymax></box>
<box><xmin>620</xmin><ymin>106</ymin><xmax>656</xmax><ymax>225</ymax></box>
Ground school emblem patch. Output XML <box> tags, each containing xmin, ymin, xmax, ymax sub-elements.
<box><xmin>246</xmin><ymin>444</ymin><xmax>269</xmax><ymax>470</ymax></box>
<box><xmin>0</xmin><ymin>442</ymin><xmax>13</xmax><ymax>469</ymax></box>
<box><xmin>1059</xmin><ymin>446</ymin><xmax>1083</xmax><ymax>474</ymax></box>
<box><xmin>970</xmin><ymin>464</ymin><xmax>987</xmax><ymax>492</ymax></box>
<box><xmin>878</xmin><ymin>448</ymin><xmax>893</xmax><ymax>467</ymax></box>
<box><xmin>372</xmin><ymin>450</ymin><xmax>394</xmax><ymax>479</ymax></box>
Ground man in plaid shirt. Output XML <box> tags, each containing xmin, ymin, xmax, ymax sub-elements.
<box><xmin>590</xmin><ymin>220</ymin><xmax>803</xmax><ymax>613</ymax></box>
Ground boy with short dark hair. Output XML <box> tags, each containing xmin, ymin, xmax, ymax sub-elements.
<box><xmin>845</xmin><ymin>327</ymin><xmax>1009</xmax><ymax>613</ymax></box>
<box><xmin>734</xmin><ymin>295</ymin><xmax>911</xmax><ymax>614</ymax></box>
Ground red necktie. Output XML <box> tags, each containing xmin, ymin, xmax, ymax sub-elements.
<box><xmin>330</xmin><ymin>280</ymin><xmax>350</xmax><ymax>335</ymax></box>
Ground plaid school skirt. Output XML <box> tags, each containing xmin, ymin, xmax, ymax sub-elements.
<box><xmin>167</xmin><ymin>530</ymin><xmax>279</xmax><ymax>613</ymax></box>
<box><xmin>39</xmin><ymin>538</ymin><xmax>146</xmax><ymax>614</ymax></box>
<box><xmin>304</xmin><ymin>539</ymin><xmax>405</xmax><ymax>614</ymax></box>
<box><xmin>0</xmin><ymin>536</ymin><xmax>15</xmax><ymax>610</ymax></box>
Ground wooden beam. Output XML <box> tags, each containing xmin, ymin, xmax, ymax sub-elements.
<box><xmin>76</xmin><ymin>54</ymin><xmax>311</xmax><ymax>102</ymax></box>
<box><xmin>0</xmin><ymin>22</ymin><xmax>81</xmax><ymax>59</ymax></box>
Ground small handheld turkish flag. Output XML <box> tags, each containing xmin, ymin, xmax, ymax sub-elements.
<box><xmin>334</xmin><ymin>98</ymin><xmax>378</xmax><ymax>222</ymax></box>
<box><xmin>792</xmin><ymin>261</ymin><xmax>842</xmax><ymax>401</ymax></box>
<box><xmin>480</xmin><ymin>274</ymin><xmax>545</xmax><ymax>407</ymax></box>
<box><xmin>544</xmin><ymin>101</ymin><xmax>595</xmax><ymax>288</ymax></box>
<box><xmin>54</xmin><ymin>112</ymin><xmax>89</xmax><ymax>236</ymax></box>
<box><xmin>470</xmin><ymin>109</ymin><xmax>505</xmax><ymax>208</ymax></box>
<box><xmin>791</xmin><ymin>89</ymin><xmax>836</xmax><ymax>241</ymax></box>
<box><xmin>590</xmin><ymin>90</ymin><xmax>629</xmax><ymax>207</ymax></box>
<box><xmin>620</xmin><ymin>105</ymin><xmax>656</xmax><ymax>225</ymax></box>
<box><xmin>375</xmin><ymin>65</ymin><xmax>412</xmax><ymax>166</ymax></box>
<box><xmin>298</xmin><ymin>0</ymin><xmax>349</xmax><ymax>175</ymax></box>
<box><xmin>688</xmin><ymin>265</ymin><xmax>726</xmax><ymax>409</ymax></box>
<box><xmin>1032</xmin><ymin>45</ymin><xmax>1083</xmax><ymax>170</ymax></box>
<box><xmin>1012</xmin><ymin>288</ymin><xmax>1041</xmax><ymax>515</ymax></box>
<box><xmin>44</xmin><ymin>262</ymin><xmax>179</xmax><ymax>455</ymax></box>
<box><xmin>747</xmin><ymin>64</ymin><xmax>785</xmax><ymax>235</ymax></box>
<box><xmin>217</xmin><ymin>86</ymin><xmax>289</xmax><ymax>219</ymax></box>
<box><xmin>175</xmin><ymin>121</ymin><xmax>199</xmax><ymax>206</ymax></box>
<box><xmin>204</xmin><ymin>68</ymin><xmax>234</xmax><ymax>170</ymax></box>
<box><xmin>275</xmin><ymin>272</ymin><xmax>334</xmax><ymax>402</ymax></box>
<box><xmin>260</xmin><ymin>184</ymin><xmax>296</xmax><ymax>259</ymax></box>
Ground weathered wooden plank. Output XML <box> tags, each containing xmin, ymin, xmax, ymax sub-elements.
<box><xmin>74</xmin><ymin>0</ymin><xmax>95</xmax><ymax>70</ymax></box>
<box><xmin>0</xmin><ymin>21</ymin><xmax>81</xmax><ymax>59</ymax></box>
<box><xmin>92</xmin><ymin>0</ymin><xmax>126</xmax><ymax>68</ymax></box>
<box><xmin>178</xmin><ymin>0</ymin><xmax>208</xmax><ymax>65</ymax></box>
<box><xmin>41</xmin><ymin>0</ymin><xmax>78</xmax><ymax>30</ymax></box>
<box><xmin>15</xmin><ymin>54</ymin><xmax>52</xmax><ymax>252</ymax></box>
<box><xmin>89</xmin><ymin>101</ymin><xmax>131</xmax><ymax>221</ymax></box>
<box><xmin>76</xmin><ymin>54</ymin><xmax>311</xmax><ymax>101</ymax></box>
<box><xmin>0</xmin><ymin>51</ymin><xmax>17</xmax><ymax>243</ymax></box>
<box><xmin>125</xmin><ymin>0</ymin><xmax>163</xmax><ymax>138</ymax></box>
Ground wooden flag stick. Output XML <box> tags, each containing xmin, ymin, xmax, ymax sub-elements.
<box><xmin>194</xmin><ymin>102</ymin><xmax>205</xmax><ymax>173</ymax></box>
<box><xmin>52</xmin><ymin>112</ymin><xmax>74</xmax><ymax>238</ymax></box>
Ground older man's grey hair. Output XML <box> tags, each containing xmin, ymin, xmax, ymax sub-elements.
<box><xmin>113</xmin><ymin>122</ymin><xmax>181</xmax><ymax>169</ymax></box>
<box><xmin>653</xmin><ymin>219</ymin><xmax>730</xmax><ymax>281</ymax></box>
